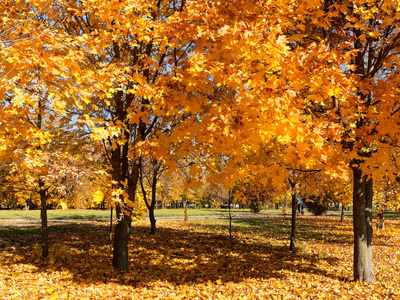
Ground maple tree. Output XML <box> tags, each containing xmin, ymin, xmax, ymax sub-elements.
<box><xmin>301</xmin><ymin>173</ymin><xmax>352</xmax><ymax>216</ymax></box>
<box><xmin>0</xmin><ymin>0</ymin><xmax>334</xmax><ymax>269</ymax></box>
<box><xmin>56</xmin><ymin>0</ymin><xmax>207</xmax><ymax>270</ymax></box>
<box><xmin>157</xmin><ymin>171</ymin><xmax>187</xmax><ymax>208</ymax></box>
<box><xmin>0</xmin><ymin>0</ymin><xmax>90</xmax><ymax>258</ymax></box>
<box><xmin>284</xmin><ymin>0</ymin><xmax>400</xmax><ymax>282</ymax></box>
<box><xmin>3</xmin><ymin>0</ymin><xmax>400</xmax><ymax>284</ymax></box>
<box><xmin>234</xmin><ymin>181</ymin><xmax>273</xmax><ymax>213</ymax></box>
<box><xmin>57</xmin><ymin>0</ymin><xmax>295</xmax><ymax>267</ymax></box>
<box><xmin>373</xmin><ymin>173</ymin><xmax>400</xmax><ymax>229</ymax></box>
<box><xmin>79</xmin><ymin>0</ymin><xmax>399</xmax><ymax>279</ymax></box>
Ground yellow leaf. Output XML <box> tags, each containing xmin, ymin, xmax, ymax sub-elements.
<box><xmin>92</xmin><ymin>190</ymin><xmax>104</xmax><ymax>205</ymax></box>
<box><xmin>13</xmin><ymin>89</ymin><xmax>25</xmax><ymax>107</ymax></box>
<box><xmin>48</xmin><ymin>293</ymin><xmax>58</xmax><ymax>300</ymax></box>
<box><xmin>59</xmin><ymin>202</ymin><xmax>68</xmax><ymax>210</ymax></box>
<box><xmin>368</xmin><ymin>30</ymin><xmax>380</xmax><ymax>38</ymax></box>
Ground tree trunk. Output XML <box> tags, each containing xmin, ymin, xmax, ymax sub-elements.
<box><xmin>289</xmin><ymin>191</ymin><xmax>297</xmax><ymax>252</ymax></box>
<box><xmin>184</xmin><ymin>201</ymin><xmax>188</xmax><ymax>222</ymax></box>
<box><xmin>149</xmin><ymin>206</ymin><xmax>156</xmax><ymax>235</ymax></box>
<box><xmin>352</xmin><ymin>166</ymin><xmax>375</xmax><ymax>282</ymax></box>
<box><xmin>39</xmin><ymin>178</ymin><xmax>48</xmax><ymax>258</ymax></box>
<box><xmin>377</xmin><ymin>208</ymin><xmax>384</xmax><ymax>229</ymax></box>
<box><xmin>228</xmin><ymin>189</ymin><xmax>232</xmax><ymax>243</ymax></box>
<box><xmin>340</xmin><ymin>204</ymin><xmax>345</xmax><ymax>222</ymax></box>
<box><xmin>140</xmin><ymin>163</ymin><xmax>159</xmax><ymax>235</ymax></box>
<box><xmin>109</xmin><ymin>199</ymin><xmax>113</xmax><ymax>253</ymax></box>
<box><xmin>283</xmin><ymin>194</ymin><xmax>288</xmax><ymax>218</ymax></box>
<box><xmin>149</xmin><ymin>168</ymin><xmax>159</xmax><ymax>235</ymax></box>
<box><xmin>365</xmin><ymin>176</ymin><xmax>373</xmax><ymax>253</ymax></box>
<box><xmin>113</xmin><ymin>213</ymin><xmax>131</xmax><ymax>272</ymax></box>
<box><xmin>111</xmin><ymin>158</ymin><xmax>138</xmax><ymax>271</ymax></box>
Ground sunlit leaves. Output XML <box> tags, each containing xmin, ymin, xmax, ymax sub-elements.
<box><xmin>1</xmin><ymin>217</ymin><xmax>400</xmax><ymax>299</ymax></box>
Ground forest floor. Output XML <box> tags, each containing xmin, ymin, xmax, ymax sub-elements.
<box><xmin>0</xmin><ymin>216</ymin><xmax>399</xmax><ymax>299</ymax></box>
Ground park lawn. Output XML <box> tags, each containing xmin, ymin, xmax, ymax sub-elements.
<box><xmin>152</xmin><ymin>208</ymin><xmax>283</xmax><ymax>217</ymax></box>
<box><xmin>0</xmin><ymin>209</ymin><xmax>111</xmax><ymax>220</ymax></box>
<box><xmin>0</xmin><ymin>216</ymin><xmax>399</xmax><ymax>299</ymax></box>
<box><xmin>0</xmin><ymin>208</ymin><xmax>283</xmax><ymax>220</ymax></box>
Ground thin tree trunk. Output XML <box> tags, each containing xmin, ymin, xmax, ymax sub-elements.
<box><xmin>352</xmin><ymin>166</ymin><xmax>375</xmax><ymax>282</ymax></box>
<box><xmin>340</xmin><ymin>204</ymin><xmax>345</xmax><ymax>222</ymax></box>
<box><xmin>149</xmin><ymin>207</ymin><xmax>156</xmax><ymax>235</ymax></box>
<box><xmin>140</xmin><ymin>162</ymin><xmax>159</xmax><ymax>235</ymax></box>
<box><xmin>39</xmin><ymin>178</ymin><xmax>48</xmax><ymax>258</ymax></box>
<box><xmin>365</xmin><ymin>176</ymin><xmax>373</xmax><ymax>254</ymax></box>
<box><xmin>289</xmin><ymin>191</ymin><xmax>297</xmax><ymax>252</ymax></box>
<box><xmin>110</xmin><ymin>199</ymin><xmax>113</xmax><ymax>253</ymax></box>
<box><xmin>37</xmin><ymin>97</ymin><xmax>48</xmax><ymax>258</ymax></box>
<box><xmin>228</xmin><ymin>189</ymin><xmax>232</xmax><ymax>243</ymax></box>
<box><xmin>377</xmin><ymin>207</ymin><xmax>384</xmax><ymax>229</ymax></box>
<box><xmin>377</xmin><ymin>193</ymin><xmax>387</xmax><ymax>229</ymax></box>
<box><xmin>149</xmin><ymin>168</ymin><xmax>158</xmax><ymax>235</ymax></box>
<box><xmin>283</xmin><ymin>194</ymin><xmax>288</xmax><ymax>218</ymax></box>
<box><xmin>184</xmin><ymin>200</ymin><xmax>188</xmax><ymax>222</ymax></box>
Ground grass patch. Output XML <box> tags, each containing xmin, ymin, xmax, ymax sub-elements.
<box><xmin>2</xmin><ymin>208</ymin><xmax>398</xmax><ymax>222</ymax></box>
<box><xmin>0</xmin><ymin>208</ymin><xmax>285</xmax><ymax>220</ymax></box>
<box><xmin>0</xmin><ymin>209</ymin><xmax>111</xmax><ymax>220</ymax></box>
<box><xmin>153</xmin><ymin>208</ymin><xmax>283</xmax><ymax>217</ymax></box>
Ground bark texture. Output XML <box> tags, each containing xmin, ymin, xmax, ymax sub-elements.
<box><xmin>340</xmin><ymin>204</ymin><xmax>345</xmax><ymax>222</ymax></box>
<box><xmin>352</xmin><ymin>166</ymin><xmax>375</xmax><ymax>282</ymax></box>
<box><xmin>376</xmin><ymin>209</ymin><xmax>384</xmax><ymax>229</ymax></box>
<box><xmin>184</xmin><ymin>201</ymin><xmax>189</xmax><ymax>222</ymax></box>
<box><xmin>140</xmin><ymin>161</ymin><xmax>160</xmax><ymax>235</ymax></box>
<box><xmin>112</xmin><ymin>214</ymin><xmax>131</xmax><ymax>272</ymax></box>
<box><xmin>149</xmin><ymin>208</ymin><xmax>156</xmax><ymax>235</ymax></box>
<box><xmin>39</xmin><ymin>178</ymin><xmax>48</xmax><ymax>258</ymax></box>
<box><xmin>289</xmin><ymin>191</ymin><xmax>297</xmax><ymax>253</ymax></box>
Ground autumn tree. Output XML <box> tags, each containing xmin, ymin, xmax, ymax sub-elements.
<box><xmin>235</xmin><ymin>181</ymin><xmax>273</xmax><ymax>213</ymax></box>
<box><xmin>59</xmin><ymin>0</ymin><xmax>227</xmax><ymax>271</ymax></box>
<box><xmin>301</xmin><ymin>173</ymin><xmax>352</xmax><ymax>217</ymax></box>
<box><xmin>157</xmin><ymin>171</ymin><xmax>186</xmax><ymax>208</ymax></box>
<box><xmin>284</xmin><ymin>0</ymin><xmax>400</xmax><ymax>281</ymax></box>
<box><xmin>0</xmin><ymin>0</ymin><xmax>94</xmax><ymax>258</ymax></box>
<box><xmin>56</xmin><ymin>0</ymin><xmax>344</xmax><ymax>269</ymax></box>
<box><xmin>7</xmin><ymin>0</ymin><xmax>400</xmax><ymax>283</ymax></box>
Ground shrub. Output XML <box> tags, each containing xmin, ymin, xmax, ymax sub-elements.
<box><xmin>304</xmin><ymin>194</ymin><xmax>331</xmax><ymax>216</ymax></box>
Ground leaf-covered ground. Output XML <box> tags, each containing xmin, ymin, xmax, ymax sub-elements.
<box><xmin>0</xmin><ymin>216</ymin><xmax>399</xmax><ymax>299</ymax></box>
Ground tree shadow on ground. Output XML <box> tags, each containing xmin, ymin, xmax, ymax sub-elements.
<box><xmin>231</xmin><ymin>216</ymin><xmax>354</xmax><ymax>245</ymax></box>
<box><xmin>0</xmin><ymin>218</ymin><xmax>348</xmax><ymax>288</ymax></box>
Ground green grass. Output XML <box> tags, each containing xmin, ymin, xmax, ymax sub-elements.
<box><xmin>153</xmin><ymin>208</ymin><xmax>283</xmax><ymax>217</ymax></box>
<box><xmin>326</xmin><ymin>210</ymin><xmax>400</xmax><ymax>219</ymax></box>
<box><xmin>3</xmin><ymin>207</ymin><xmax>396</xmax><ymax>220</ymax></box>
<box><xmin>0</xmin><ymin>209</ymin><xmax>110</xmax><ymax>220</ymax></box>
<box><xmin>0</xmin><ymin>208</ymin><xmax>285</xmax><ymax>220</ymax></box>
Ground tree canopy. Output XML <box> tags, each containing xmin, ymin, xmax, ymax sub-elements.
<box><xmin>2</xmin><ymin>0</ymin><xmax>400</xmax><ymax>282</ymax></box>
